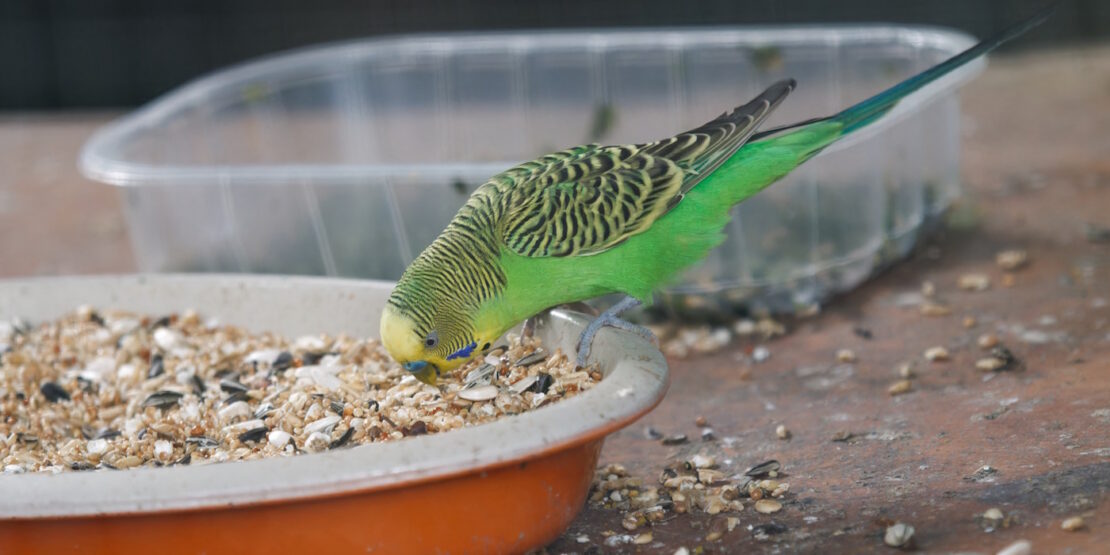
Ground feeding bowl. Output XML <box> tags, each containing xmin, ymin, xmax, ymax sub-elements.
<box><xmin>0</xmin><ymin>275</ymin><xmax>668</xmax><ymax>554</ymax></box>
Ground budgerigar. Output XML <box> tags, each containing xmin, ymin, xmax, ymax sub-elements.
<box><xmin>381</xmin><ymin>8</ymin><xmax>1052</xmax><ymax>385</ymax></box>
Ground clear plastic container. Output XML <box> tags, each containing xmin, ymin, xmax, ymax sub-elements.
<box><xmin>80</xmin><ymin>26</ymin><xmax>983</xmax><ymax>317</ymax></box>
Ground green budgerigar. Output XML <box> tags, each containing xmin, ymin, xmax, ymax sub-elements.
<box><xmin>381</xmin><ymin>9</ymin><xmax>1051</xmax><ymax>385</ymax></box>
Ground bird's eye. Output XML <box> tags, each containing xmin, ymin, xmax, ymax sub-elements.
<box><xmin>424</xmin><ymin>331</ymin><xmax>438</xmax><ymax>349</ymax></box>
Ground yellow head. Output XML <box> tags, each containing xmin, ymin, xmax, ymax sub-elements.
<box><xmin>379</xmin><ymin>302</ymin><xmax>486</xmax><ymax>386</ymax></box>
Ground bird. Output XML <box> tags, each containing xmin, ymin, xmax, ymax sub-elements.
<box><xmin>380</xmin><ymin>7</ymin><xmax>1053</xmax><ymax>386</ymax></box>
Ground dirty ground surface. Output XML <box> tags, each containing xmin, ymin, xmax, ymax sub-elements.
<box><xmin>1</xmin><ymin>44</ymin><xmax>1109</xmax><ymax>554</ymax></box>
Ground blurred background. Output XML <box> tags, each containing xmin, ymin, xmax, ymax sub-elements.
<box><xmin>1</xmin><ymin>0</ymin><xmax>1106</xmax><ymax>109</ymax></box>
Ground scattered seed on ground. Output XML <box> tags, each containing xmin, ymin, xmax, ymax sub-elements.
<box><xmin>888</xmin><ymin>380</ymin><xmax>913</xmax><ymax>396</ymax></box>
<box><xmin>662</xmin><ymin>434</ymin><xmax>688</xmax><ymax>446</ymax></box>
<box><xmin>958</xmin><ymin>273</ymin><xmax>991</xmax><ymax>291</ymax></box>
<box><xmin>883</xmin><ymin>522</ymin><xmax>915</xmax><ymax>548</ymax></box>
<box><xmin>920</xmin><ymin>301</ymin><xmax>952</xmax><ymax>317</ymax></box>
<box><xmin>1061</xmin><ymin>516</ymin><xmax>1085</xmax><ymax>531</ymax></box>
<box><xmin>996</xmin><ymin>539</ymin><xmax>1032</xmax><ymax>555</ymax></box>
<box><xmin>836</xmin><ymin>349</ymin><xmax>856</xmax><ymax>363</ymax></box>
<box><xmin>776</xmin><ymin>424</ymin><xmax>791</xmax><ymax>440</ymax></box>
<box><xmin>996</xmin><ymin>249</ymin><xmax>1028</xmax><ymax>271</ymax></box>
<box><xmin>978</xmin><ymin>334</ymin><xmax>999</xmax><ymax>349</ymax></box>
<box><xmin>924</xmin><ymin>346</ymin><xmax>950</xmax><ymax>362</ymax></box>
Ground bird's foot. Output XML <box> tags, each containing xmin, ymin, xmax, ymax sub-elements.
<box><xmin>576</xmin><ymin>296</ymin><xmax>655</xmax><ymax>368</ymax></box>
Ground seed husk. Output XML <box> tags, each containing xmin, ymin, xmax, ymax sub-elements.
<box><xmin>530</xmin><ymin>372</ymin><xmax>554</xmax><ymax>394</ymax></box>
<box><xmin>458</xmin><ymin>385</ymin><xmax>497</xmax><ymax>402</ymax></box>
<box><xmin>745</xmin><ymin>460</ymin><xmax>781</xmax><ymax>478</ymax></box>
<box><xmin>662</xmin><ymin>434</ymin><xmax>688</xmax><ymax>446</ymax></box>
<box><xmin>142</xmin><ymin>390</ymin><xmax>184</xmax><ymax>409</ymax></box>
<box><xmin>776</xmin><ymin>424</ymin><xmax>791</xmax><ymax>440</ymax></box>
<box><xmin>836</xmin><ymin>349</ymin><xmax>856</xmax><ymax>363</ymax></box>
<box><xmin>978</xmin><ymin>334</ymin><xmax>999</xmax><ymax>349</ymax></box>
<box><xmin>39</xmin><ymin>381</ymin><xmax>70</xmax><ymax>403</ymax></box>
<box><xmin>513</xmin><ymin>350</ymin><xmax>547</xmax><ymax>367</ymax></box>
<box><xmin>754</xmin><ymin>499</ymin><xmax>782</xmax><ymax>514</ymax></box>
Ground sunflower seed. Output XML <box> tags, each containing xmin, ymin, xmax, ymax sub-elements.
<box><xmin>271</xmin><ymin>351</ymin><xmax>294</xmax><ymax>373</ymax></box>
<box><xmin>530</xmin><ymin>372</ymin><xmax>554</xmax><ymax>394</ymax></box>
<box><xmin>39</xmin><ymin>381</ymin><xmax>69</xmax><ymax>403</ymax></box>
<box><xmin>330</xmin><ymin>426</ymin><xmax>355</xmax><ymax>448</ymax></box>
<box><xmin>513</xmin><ymin>351</ymin><xmax>547</xmax><ymax>367</ymax></box>
<box><xmin>142</xmin><ymin>390</ymin><xmax>184</xmax><ymax>409</ymax></box>
<box><xmin>511</xmin><ymin>375</ymin><xmax>538</xmax><ymax>394</ymax></box>
<box><xmin>147</xmin><ymin>354</ymin><xmax>165</xmax><ymax>379</ymax></box>
<box><xmin>238</xmin><ymin>427</ymin><xmax>268</xmax><ymax>443</ymax></box>
<box><xmin>301</xmin><ymin>351</ymin><xmax>327</xmax><ymax>365</ymax></box>
<box><xmin>219</xmin><ymin>379</ymin><xmax>248</xmax><ymax>394</ymax></box>
<box><xmin>253</xmin><ymin>402</ymin><xmax>275</xmax><ymax>419</ymax></box>
<box><xmin>463</xmin><ymin>364</ymin><xmax>496</xmax><ymax>388</ymax></box>
<box><xmin>94</xmin><ymin>428</ymin><xmax>121</xmax><ymax>440</ymax></box>
<box><xmin>186</xmin><ymin>436</ymin><xmax>219</xmax><ymax>449</ymax></box>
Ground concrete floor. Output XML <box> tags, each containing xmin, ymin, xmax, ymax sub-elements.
<box><xmin>1</xmin><ymin>44</ymin><xmax>1108</xmax><ymax>554</ymax></box>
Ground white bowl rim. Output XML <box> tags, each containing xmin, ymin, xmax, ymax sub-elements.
<box><xmin>0</xmin><ymin>274</ymin><xmax>668</xmax><ymax>519</ymax></box>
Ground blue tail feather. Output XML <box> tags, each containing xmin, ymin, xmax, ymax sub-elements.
<box><xmin>835</xmin><ymin>3</ymin><xmax>1056</xmax><ymax>134</ymax></box>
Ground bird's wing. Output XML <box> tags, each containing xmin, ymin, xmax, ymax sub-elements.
<box><xmin>495</xmin><ymin>79</ymin><xmax>795</xmax><ymax>258</ymax></box>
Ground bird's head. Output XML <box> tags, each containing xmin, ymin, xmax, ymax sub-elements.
<box><xmin>380</xmin><ymin>302</ymin><xmax>483</xmax><ymax>386</ymax></box>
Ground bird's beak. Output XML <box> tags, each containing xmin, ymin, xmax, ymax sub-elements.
<box><xmin>403</xmin><ymin>360</ymin><xmax>439</xmax><ymax>386</ymax></box>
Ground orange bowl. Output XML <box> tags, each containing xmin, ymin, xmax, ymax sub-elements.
<box><xmin>0</xmin><ymin>276</ymin><xmax>668</xmax><ymax>554</ymax></box>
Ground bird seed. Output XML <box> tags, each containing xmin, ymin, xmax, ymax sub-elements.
<box><xmin>0</xmin><ymin>307</ymin><xmax>594</xmax><ymax>473</ymax></box>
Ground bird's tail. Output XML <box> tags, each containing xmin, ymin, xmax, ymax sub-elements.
<box><xmin>752</xmin><ymin>3</ymin><xmax>1056</xmax><ymax>145</ymax></box>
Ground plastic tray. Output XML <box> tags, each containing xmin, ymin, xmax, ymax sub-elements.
<box><xmin>0</xmin><ymin>275</ymin><xmax>667</xmax><ymax>554</ymax></box>
<box><xmin>80</xmin><ymin>26</ymin><xmax>983</xmax><ymax>316</ymax></box>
